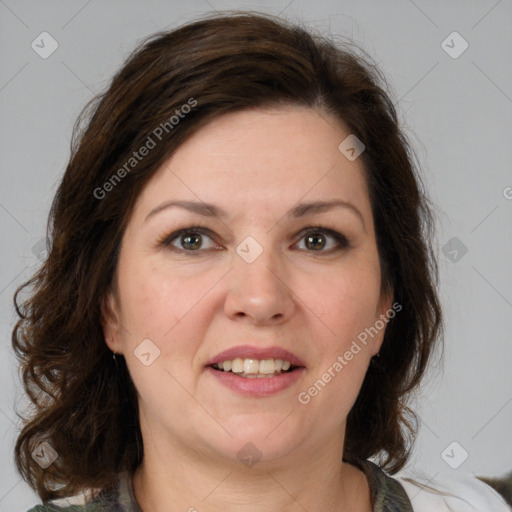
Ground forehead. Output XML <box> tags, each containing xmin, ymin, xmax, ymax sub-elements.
<box><xmin>131</xmin><ymin>106</ymin><xmax>372</xmax><ymax>224</ymax></box>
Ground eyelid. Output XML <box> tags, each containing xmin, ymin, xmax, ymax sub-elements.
<box><xmin>157</xmin><ymin>224</ymin><xmax>350</xmax><ymax>254</ymax></box>
<box><xmin>294</xmin><ymin>225</ymin><xmax>350</xmax><ymax>250</ymax></box>
<box><xmin>156</xmin><ymin>225</ymin><xmax>219</xmax><ymax>250</ymax></box>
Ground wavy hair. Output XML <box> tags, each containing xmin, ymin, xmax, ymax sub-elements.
<box><xmin>12</xmin><ymin>10</ymin><xmax>443</xmax><ymax>502</ymax></box>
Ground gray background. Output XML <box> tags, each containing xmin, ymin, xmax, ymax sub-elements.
<box><xmin>1</xmin><ymin>0</ymin><xmax>511</xmax><ymax>509</ymax></box>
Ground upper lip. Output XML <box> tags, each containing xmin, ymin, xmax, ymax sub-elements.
<box><xmin>205</xmin><ymin>345</ymin><xmax>306</xmax><ymax>368</ymax></box>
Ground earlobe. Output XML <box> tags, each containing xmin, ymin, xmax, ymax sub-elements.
<box><xmin>372</xmin><ymin>288</ymin><xmax>394</xmax><ymax>356</ymax></box>
<box><xmin>101</xmin><ymin>291</ymin><xmax>122</xmax><ymax>353</ymax></box>
<box><xmin>378</xmin><ymin>284</ymin><xmax>394</xmax><ymax>318</ymax></box>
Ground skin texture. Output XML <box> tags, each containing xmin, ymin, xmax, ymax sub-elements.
<box><xmin>103</xmin><ymin>106</ymin><xmax>393</xmax><ymax>511</ymax></box>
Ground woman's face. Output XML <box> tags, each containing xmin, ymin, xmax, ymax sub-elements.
<box><xmin>104</xmin><ymin>106</ymin><xmax>392</xmax><ymax>467</ymax></box>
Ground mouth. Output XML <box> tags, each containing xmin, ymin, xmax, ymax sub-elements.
<box><xmin>204</xmin><ymin>345</ymin><xmax>306</xmax><ymax>397</ymax></box>
<box><xmin>206</xmin><ymin>363</ymin><xmax>306</xmax><ymax>397</ymax></box>
<box><xmin>208</xmin><ymin>358</ymin><xmax>302</xmax><ymax>378</ymax></box>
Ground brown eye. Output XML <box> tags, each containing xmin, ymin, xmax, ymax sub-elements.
<box><xmin>158</xmin><ymin>225</ymin><xmax>349</xmax><ymax>255</ymax></box>
<box><xmin>179</xmin><ymin>232</ymin><xmax>203</xmax><ymax>251</ymax></box>
<box><xmin>304</xmin><ymin>232</ymin><xmax>327</xmax><ymax>251</ymax></box>
<box><xmin>296</xmin><ymin>227</ymin><xmax>349</xmax><ymax>252</ymax></box>
<box><xmin>159</xmin><ymin>226</ymin><xmax>218</xmax><ymax>254</ymax></box>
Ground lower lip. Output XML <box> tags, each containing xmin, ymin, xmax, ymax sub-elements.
<box><xmin>205</xmin><ymin>366</ymin><xmax>306</xmax><ymax>397</ymax></box>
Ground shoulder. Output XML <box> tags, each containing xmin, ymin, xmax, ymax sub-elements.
<box><xmin>394</xmin><ymin>469</ymin><xmax>512</xmax><ymax>511</ymax></box>
<box><xmin>25</xmin><ymin>478</ymin><xmax>122</xmax><ymax>512</ymax></box>
<box><xmin>26</xmin><ymin>504</ymin><xmax>91</xmax><ymax>512</ymax></box>
<box><xmin>26</xmin><ymin>500</ymin><xmax>103</xmax><ymax>512</ymax></box>
<box><xmin>25</xmin><ymin>471</ymin><xmax>137</xmax><ymax>512</ymax></box>
<box><xmin>26</xmin><ymin>496</ymin><xmax>91</xmax><ymax>511</ymax></box>
<box><xmin>26</xmin><ymin>498</ymin><xmax>114</xmax><ymax>511</ymax></box>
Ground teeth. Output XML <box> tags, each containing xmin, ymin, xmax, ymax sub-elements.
<box><xmin>213</xmin><ymin>357</ymin><xmax>295</xmax><ymax>375</ymax></box>
<box><xmin>259</xmin><ymin>359</ymin><xmax>276</xmax><ymax>373</ymax></box>
<box><xmin>243</xmin><ymin>359</ymin><xmax>259</xmax><ymax>374</ymax></box>
<box><xmin>232</xmin><ymin>358</ymin><xmax>244</xmax><ymax>373</ymax></box>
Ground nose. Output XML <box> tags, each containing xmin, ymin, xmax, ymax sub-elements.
<box><xmin>223</xmin><ymin>245</ymin><xmax>296</xmax><ymax>326</ymax></box>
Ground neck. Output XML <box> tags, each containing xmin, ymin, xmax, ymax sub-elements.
<box><xmin>131</xmin><ymin>428</ymin><xmax>371</xmax><ymax>512</ymax></box>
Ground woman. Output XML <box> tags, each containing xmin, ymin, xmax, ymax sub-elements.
<box><xmin>12</xmin><ymin>11</ymin><xmax>510</xmax><ymax>512</ymax></box>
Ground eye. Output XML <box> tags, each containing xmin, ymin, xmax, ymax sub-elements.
<box><xmin>294</xmin><ymin>226</ymin><xmax>349</xmax><ymax>252</ymax></box>
<box><xmin>158</xmin><ymin>226</ymin><xmax>219</xmax><ymax>254</ymax></box>
<box><xmin>157</xmin><ymin>225</ymin><xmax>349</xmax><ymax>255</ymax></box>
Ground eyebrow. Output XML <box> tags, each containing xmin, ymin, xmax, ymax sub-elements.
<box><xmin>145</xmin><ymin>199</ymin><xmax>365</xmax><ymax>229</ymax></box>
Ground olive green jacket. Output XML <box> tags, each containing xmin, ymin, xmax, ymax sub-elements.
<box><xmin>26</xmin><ymin>460</ymin><xmax>412</xmax><ymax>511</ymax></box>
<box><xmin>27</xmin><ymin>459</ymin><xmax>512</xmax><ymax>511</ymax></box>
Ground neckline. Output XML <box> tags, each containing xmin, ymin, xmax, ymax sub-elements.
<box><xmin>352</xmin><ymin>459</ymin><xmax>414</xmax><ymax>511</ymax></box>
<box><xmin>120</xmin><ymin>460</ymin><xmax>413</xmax><ymax>512</ymax></box>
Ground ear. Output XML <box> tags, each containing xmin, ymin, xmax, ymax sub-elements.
<box><xmin>101</xmin><ymin>290</ymin><xmax>124</xmax><ymax>354</ymax></box>
<box><xmin>370</xmin><ymin>287</ymin><xmax>395</xmax><ymax>357</ymax></box>
<box><xmin>378</xmin><ymin>286</ymin><xmax>394</xmax><ymax>317</ymax></box>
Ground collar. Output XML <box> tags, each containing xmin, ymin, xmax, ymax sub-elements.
<box><xmin>354</xmin><ymin>459</ymin><xmax>414</xmax><ymax>511</ymax></box>
<box><xmin>115</xmin><ymin>460</ymin><xmax>414</xmax><ymax>512</ymax></box>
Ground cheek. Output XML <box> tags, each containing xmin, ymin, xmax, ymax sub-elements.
<box><xmin>299</xmin><ymin>270</ymin><xmax>381</xmax><ymax>419</ymax></box>
<box><xmin>312</xmin><ymin>260</ymin><xmax>382</xmax><ymax>338</ymax></box>
<box><xmin>118</xmin><ymin>256</ymin><xmax>198</xmax><ymax>340</ymax></box>
<box><xmin>117</xmin><ymin>257</ymin><xmax>218</xmax><ymax>383</ymax></box>
<box><xmin>117</xmin><ymin>261</ymin><xmax>208</xmax><ymax>414</ymax></box>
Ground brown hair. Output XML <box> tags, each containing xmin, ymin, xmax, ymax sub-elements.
<box><xmin>12</xmin><ymin>10</ymin><xmax>443</xmax><ymax>502</ymax></box>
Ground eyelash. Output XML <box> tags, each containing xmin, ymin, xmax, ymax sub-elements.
<box><xmin>156</xmin><ymin>224</ymin><xmax>350</xmax><ymax>255</ymax></box>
